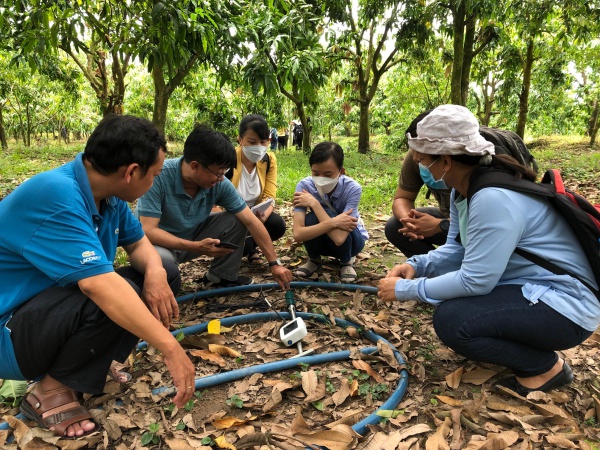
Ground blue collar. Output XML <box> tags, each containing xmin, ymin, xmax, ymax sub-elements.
<box><xmin>73</xmin><ymin>153</ymin><xmax>99</xmax><ymax>217</ymax></box>
<box><xmin>73</xmin><ymin>152</ymin><xmax>117</xmax><ymax>217</ymax></box>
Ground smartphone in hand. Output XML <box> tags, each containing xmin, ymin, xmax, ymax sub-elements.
<box><xmin>215</xmin><ymin>241</ymin><xmax>239</xmax><ymax>250</ymax></box>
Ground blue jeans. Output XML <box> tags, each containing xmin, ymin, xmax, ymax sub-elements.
<box><xmin>433</xmin><ymin>284</ymin><xmax>591</xmax><ymax>377</ymax></box>
<box><xmin>303</xmin><ymin>210</ymin><xmax>365</xmax><ymax>263</ymax></box>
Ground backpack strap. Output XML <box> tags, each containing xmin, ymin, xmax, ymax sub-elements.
<box><xmin>468</xmin><ymin>168</ymin><xmax>600</xmax><ymax>297</ymax></box>
<box><xmin>513</xmin><ymin>247</ymin><xmax>599</xmax><ymax>295</ymax></box>
<box><xmin>467</xmin><ymin>168</ymin><xmax>552</xmax><ymax>203</ymax></box>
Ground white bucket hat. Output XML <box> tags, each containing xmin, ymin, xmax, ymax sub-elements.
<box><xmin>407</xmin><ymin>105</ymin><xmax>495</xmax><ymax>156</ymax></box>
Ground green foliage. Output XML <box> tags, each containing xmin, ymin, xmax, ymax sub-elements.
<box><xmin>226</xmin><ymin>394</ymin><xmax>244</xmax><ymax>409</ymax></box>
<box><xmin>0</xmin><ymin>380</ymin><xmax>27</xmax><ymax>406</ymax></box>
<box><xmin>201</xmin><ymin>437</ymin><xmax>214</xmax><ymax>446</ymax></box>
<box><xmin>346</xmin><ymin>369</ymin><xmax>389</xmax><ymax>401</ymax></box>
<box><xmin>325</xmin><ymin>379</ymin><xmax>336</xmax><ymax>394</ymax></box>
<box><xmin>584</xmin><ymin>416</ymin><xmax>597</xmax><ymax>427</ymax></box>
<box><xmin>312</xmin><ymin>400</ymin><xmax>325</xmax><ymax>411</ymax></box>
<box><xmin>298</xmin><ymin>362</ymin><xmax>310</xmax><ymax>372</ymax></box>
<box><xmin>141</xmin><ymin>423</ymin><xmax>161</xmax><ymax>447</ymax></box>
<box><xmin>184</xmin><ymin>398</ymin><xmax>195</xmax><ymax>411</ymax></box>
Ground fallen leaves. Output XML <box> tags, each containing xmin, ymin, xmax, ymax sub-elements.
<box><xmin>302</xmin><ymin>370</ymin><xmax>326</xmax><ymax>403</ymax></box>
<box><xmin>3</xmin><ymin>262</ymin><xmax>598</xmax><ymax>450</ymax></box>
<box><xmin>208</xmin><ymin>344</ymin><xmax>242</xmax><ymax>358</ymax></box>
<box><xmin>351</xmin><ymin>360</ymin><xmax>384</xmax><ymax>383</ymax></box>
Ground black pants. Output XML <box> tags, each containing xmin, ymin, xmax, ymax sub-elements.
<box><xmin>7</xmin><ymin>262</ymin><xmax>180</xmax><ymax>394</ymax></box>
<box><xmin>243</xmin><ymin>212</ymin><xmax>287</xmax><ymax>256</ymax></box>
<box><xmin>384</xmin><ymin>207</ymin><xmax>447</xmax><ymax>258</ymax></box>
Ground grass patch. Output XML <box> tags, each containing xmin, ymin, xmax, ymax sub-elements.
<box><xmin>1</xmin><ymin>134</ymin><xmax>598</xmax><ymax>206</ymax></box>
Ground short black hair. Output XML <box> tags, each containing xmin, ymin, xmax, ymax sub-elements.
<box><xmin>309</xmin><ymin>141</ymin><xmax>344</xmax><ymax>169</ymax></box>
<box><xmin>238</xmin><ymin>114</ymin><xmax>269</xmax><ymax>140</ymax></box>
<box><xmin>183</xmin><ymin>124</ymin><xmax>236</xmax><ymax>168</ymax></box>
<box><xmin>83</xmin><ymin>114</ymin><xmax>166</xmax><ymax>176</ymax></box>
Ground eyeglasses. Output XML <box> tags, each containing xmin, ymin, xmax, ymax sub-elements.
<box><xmin>202</xmin><ymin>164</ymin><xmax>230</xmax><ymax>179</ymax></box>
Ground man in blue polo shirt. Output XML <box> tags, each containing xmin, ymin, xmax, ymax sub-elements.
<box><xmin>0</xmin><ymin>115</ymin><xmax>195</xmax><ymax>438</ymax></box>
<box><xmin>136</xmin><ymin>124</ymin><xmax>292</xmax><ymax>290</ymax></box>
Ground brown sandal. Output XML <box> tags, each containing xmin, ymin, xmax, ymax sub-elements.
<box><xmin>20</xmin><ymin>387</ymin><xmax>98</xmax><ymax>438</ymax></box>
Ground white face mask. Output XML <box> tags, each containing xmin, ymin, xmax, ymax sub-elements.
<box><xmin>312</xmin><ymin>174</ymin><xmax>340</xmax><ymax>196</ymax></box>
<box><xmin>242</xmin><ymin>145</ymin><xmax>268</xmax><ymax>163</ymax></box>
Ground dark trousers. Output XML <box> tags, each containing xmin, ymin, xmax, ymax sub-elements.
<box><xmin>7</xmin><ymin>262</ymin><xmax>180</xmax><ymax>394</ymax></box>
<box><xmin>303</xmin><ymin>211</ymin><xmax>365</xmax><ymax>262</ymax></box>
<box><xmin>384</xmin><ymin>207</ymin><xmax>447</xmax><ymax>258</ymax></box>
<box><xmin>243</xmin><ymin>212</ymin><xmax>287</xmax><ymax>256</ymax></box>
<box><xmin>277</xmin><ymin>136</ymin><xmax>288</xmax><ymax>149</ymax></box>
<box><xmin>433</xmin><ymin>284</ymin><xmax>592</xmax><ymax>377</ymax></box>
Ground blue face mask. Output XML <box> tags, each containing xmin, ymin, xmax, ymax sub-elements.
<box><xmin>419</xmin><ymin>159</ymin><xmax>448</xmax><ymax>190</ymax></box>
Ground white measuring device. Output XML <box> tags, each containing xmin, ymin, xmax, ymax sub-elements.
<box><xmin>279</xmin><ymin>317</ymin><xmax>307</xmax><ymax>347</ymax></box>
<box><xmin>261</xmin><ymin>290</ymin><xmax>314</xmax><ymax>357</ymax></box>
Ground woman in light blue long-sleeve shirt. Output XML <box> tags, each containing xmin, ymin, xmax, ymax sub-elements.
<box><xmin>378</xmin><ymin>105</ymin><xmax>599</xmax><ymax>396</ymax></box>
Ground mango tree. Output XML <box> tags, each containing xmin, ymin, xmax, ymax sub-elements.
<box><xmin>241</xmin><ymin>0</ymin><xmax>329</xmax><ymax>153</ymax></box>
<box><xmin>324</xmin><ymin>0</ymin><xmax>431</xmax><ymax>153</ymax></box>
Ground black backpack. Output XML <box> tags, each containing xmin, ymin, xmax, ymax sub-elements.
<box><xmin>467</xmin><ymin>168</ymin><xmax>600</xmax><ymax>300</ymax></box>
<box><xmin>479</xmin><ymin>126</ymin><xmax>538</xmax><ymax>172</ymax></box>
<box><xmin>226</xmin><ymin>154</ymin><xmax>270</xmax><ymax>181</ymax></box>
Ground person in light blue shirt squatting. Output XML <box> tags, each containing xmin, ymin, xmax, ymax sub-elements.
<box><xmin>378</xmin><ymin>104</ymin><xmax>600</xmax><ymax>396</ymax></box>
<box><xmin>0</xmin><ymin>115</ymin><xmax>196</xmax><ymax>438</ymax></box>
<box><xmin>292</xmin><ymin>142</ymin><xmax>369</xmax><ymax>283</ymax></box>
<box><xmin>135</xmin><ymin>124</ymin><xmax>292</xmax><ymax>290</ymax></box>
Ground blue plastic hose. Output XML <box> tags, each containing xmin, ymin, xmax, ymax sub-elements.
<box><xmin>174</xmin><ymin>281</ymin><xmax>378</xmax><ymax>304</ymax></box>
<box><xmin>1</xmin><ymin>282</ymin><xmax>409</xmax><ymax>438</ymax></box>
<box><xmin>146</xmin><ymin>310</ymin><xmax>409</xmax><ymax>436</ymax></box>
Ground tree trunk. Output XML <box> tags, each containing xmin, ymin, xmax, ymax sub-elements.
<box><xmin>26</xmin><ymin>103</ymin><xmax>31</xmax><ymax>147</ymax></box>
<box><xmin>481</xmin><ymin>74</ymin><xmax>496</xmax><ymax>126</ymax></box>
<box><xmin>590</xmin><ymin>98</ymin><xmax>599</xmax><ymax>146</ymax></box>
<box><xmin>450</xmin><ymin>2</ymin><xmax>466</xmax><ymax>105</ymax></box>
<box><xmin>296</xmin><ymin>102</ymin><xmax>311</xmax><ymax>154</ymax></box>
<box><xmin>150</xmin><ymin>54</ymin><xmax>199</xmax><ymax>136</ymax></box>
<box><xmin>460</xmin><ymin>15</ymin><xmax>476</xmax><ymax>106</ymax></box>
<box><xmin>516</xmin><ymin>38</ymin><xmax>534</xmax><ymax>139</ymax></box>
<box><xmin>0</xmin><ymin>107</ymin><xmax>7</xmax><ymax>150</ymax></box>
<box><xmin>152</xmin><ymin>65</ymin><xmax>170</xmax><ymax>135</ymax></box>
<box><xmin>357</xmin><ymin>100</ymin><xmax>371</xmax><ymax>154</ymax></box>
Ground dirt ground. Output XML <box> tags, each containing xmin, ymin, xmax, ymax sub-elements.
<box><xmin>2</xmin><ymin>208</ymin><xmax>600</xmax><ymax>450</ymax></box>
<box><xmin>1</xmin><ymin>140</ymin><xmax>600</xmax><ymax>449</ymax></box>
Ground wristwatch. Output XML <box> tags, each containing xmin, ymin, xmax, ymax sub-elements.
<box><xmin>268</xmin><ymin>259</ymin><xmax>282</xmax><ymax>267</ymax></box>
<box><xmin>439</xmin><ymin>218</ymin><xmax>450</xmax><ymax>232</ymax></box>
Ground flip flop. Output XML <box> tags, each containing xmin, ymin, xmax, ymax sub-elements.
<box><xmin>20</xmin><ymin>387</ymin><xmax>99</xmax><ymax>438</ymax></box>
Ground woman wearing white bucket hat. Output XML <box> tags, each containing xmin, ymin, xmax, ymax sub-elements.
<box><xmin>378</xmin><ymin>105</ymin><xmax>600</xmax><ymax>396</ymax></box>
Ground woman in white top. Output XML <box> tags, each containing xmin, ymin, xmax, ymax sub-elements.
<box><xmin>227</xmin><ymin>114</ymin><xmax>286</xmax><ymax>263</ymax></box>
